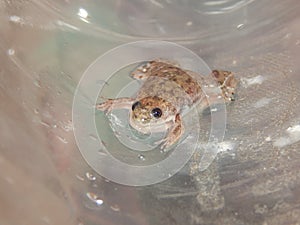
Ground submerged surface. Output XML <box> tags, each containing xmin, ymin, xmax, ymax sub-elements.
<box><xmin>0</xmin><ymin>0</ymin><xmax>300</xmax><ymax>224</ymax></box>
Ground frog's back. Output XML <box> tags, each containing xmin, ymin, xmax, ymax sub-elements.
<box><xmin>136</xmin><ymin>62</ymin><xmax>203</xmax><ymax>110</ymax></box>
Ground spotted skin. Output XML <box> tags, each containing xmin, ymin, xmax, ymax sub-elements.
<box><xmin>97</xmin><ymin>59</ymin><xmax>238</xmax><ymax>149</ymax></box>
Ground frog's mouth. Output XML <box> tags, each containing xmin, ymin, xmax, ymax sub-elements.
<box><xmin>129</xmin><ymin>116</ymin><xmax>172</xmax><ymax>134</ymax></box>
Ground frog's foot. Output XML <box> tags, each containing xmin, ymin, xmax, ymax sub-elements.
<box><xmin>211</xmin><ymin>70</ymin><xmax>239</xmax><ymax>102</ymax></box>
<box><xmin>131</xmin><ymin>61</ymin><xmax>152</xmax><ymax>80</ymax></box>
<box><xmin>96</xmin><ymin>97</ymin><xmax>135</xmax><ymax>113</ymax></box>
<box><xmin>159</xmin><ymin>114</ymin><xmax>184</xmax><ymax>150</ymax></box>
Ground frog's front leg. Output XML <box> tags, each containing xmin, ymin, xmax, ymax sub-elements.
<box><xmin>160</xmin><ymin>114</ymin><xmax>184</xmax><ymax>150</ymax></box>
<box><xmin>96</xmin><ymin>97</ymin><xmax>135</xmax><ymax>113</ymax></box>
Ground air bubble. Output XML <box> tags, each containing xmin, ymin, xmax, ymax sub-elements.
<box><xmin>138</xmin><ymin>154</ymin><xmax>145</xmax><ymax>161</ymax></box>
<box><xmin>186</xmin><ymin>21</ymin><xmax>193</xmax><ymax>26</ymax></box>
<box><xmin>110</xmin><ymin>204</ymin><xmax>120</xmax><ymax>212</ymax></box>
<box><xmin>40</xmin><ymin>121</ymin><xmax>50</xmax><ymax>127</ymax></box>
<box><xmin>86</xmin><ymin>192</ymin><xmax>104</xmax><ymax>206</ymax></box>
<box><xmin>85</xmin><ymin>172</ymin><xmax>96</xmax><ymax>181</ymax></box>
<box><xmin>33</xmin><ymin>80</ymin><xmax>41</xmax><ymax>88</ymax></box>
<box><xmin>57</xmin><ymin>136</ymin><xmax>68</xmax><ymax>144</ymax></box>
<box><xmin>7</xmin><ymin>48</ymin><xmax>15</xmax><ymax>55</ymax></box>
<box><xmin>76</xmin><ymin>174</ymin><xmax>85</xmax><ymax>181</ymax></box>
<box><xmin>237</xmin><ymin>23</ymin><xmax>245</xmax><ymax>30</ymax></box>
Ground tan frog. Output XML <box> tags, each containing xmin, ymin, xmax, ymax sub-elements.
<box><xmin>97</xmin><ymin>59</ymin><xmax>238</xmax><ymax>149</ymax></box>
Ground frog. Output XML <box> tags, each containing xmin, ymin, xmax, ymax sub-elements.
<box><xmin>97</xmin><ymin>59</ymin><xmax>238</xmax><ymax>149</ymax></box>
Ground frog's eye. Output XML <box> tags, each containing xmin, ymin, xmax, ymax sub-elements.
<box><xmin>132</xmin><ymin>101</ymin><xmax>141</xmax><ymax>111</ymax></box>
<box><xmin>151</xmin><ymin>108</ymin><xmax>162</xmax><ymax>118</ymax></box>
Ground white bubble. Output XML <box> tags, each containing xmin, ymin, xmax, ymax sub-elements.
<box><xmin>7</xmin><ymin>49</ymin><xmax>15</xmax><ymax>55</ymax></box>
<box><xmin>85</xmin><ymin>172</ymin><xmax>96</xmax><ymax>181</ymax></box>
<box><xmin>138</xmin><ymin>154</ymin><xmax>145</xmax><ymax>161</ymax></box>
<box><xmin>86</xmin><ymin>192</ymin><xmax>104</xmax><ymax>206</ymax></box>
<box><xmin>78</xmin><ymin>8</ymin><xmax>88</xmax><ymax>18</ymax></box>
<box><xmin>237</xmin><ymin>23</ymin><xmax>245</xmax><ymax>30</ymax></box>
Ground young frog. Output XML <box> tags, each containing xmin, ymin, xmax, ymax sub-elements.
<box><xmin>97</xmin><ymin>59</ymin><xmax>238</xmax><ymax>149</ymax></box>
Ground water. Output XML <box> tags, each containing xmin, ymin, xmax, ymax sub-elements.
<box><xmin>1</xmin><ymin>0</ymin><xmax>300</xmax><ymax>224</ymax></box>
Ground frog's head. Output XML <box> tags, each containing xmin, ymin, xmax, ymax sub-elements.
<box><xmin>129</xmin><ymin>96</ymin><xmax>176</xmax><ymax>133</ymax></box>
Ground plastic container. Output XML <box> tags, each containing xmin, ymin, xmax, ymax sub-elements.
<box><xmin>0</xmin><ymin>0</ymin><xmax>300</xmax><ymax>224</ymax></box>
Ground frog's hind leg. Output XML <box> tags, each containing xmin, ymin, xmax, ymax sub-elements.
<box><xmin>96</xmin><ymin>97</ymin><xmax>135</xmax><ymax>113</ymax></box>
<box><xmin>131</xmin><ymin>61</ymin><xmax>153</xmax><ymax>80</ymax></box>
<box><xmin>211</xmin><ymin>70</ymin><xmax>239</xmax><ymax>102</ymax></box>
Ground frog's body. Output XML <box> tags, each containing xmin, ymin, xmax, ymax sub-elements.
<box><xmin>97</xmin><ymin>59</ymin><xmax>238</xmax><ymax>149</ymax></box>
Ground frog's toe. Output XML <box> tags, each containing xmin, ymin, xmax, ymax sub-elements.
<box><xmin>131</xmin><ymin>70</ymin><xmax>148</xmax><ymax>80</ymax></box>
<box><xmin>154</xmin><ymin>137</ymin><xmax>170</xmax><ymax>150</ymax></box>
<box><xmin>96</xmin><ymin>101</ymin><xmax>113</xmax><ymax>113</ymax></box>
<box><xmin>154</xmin><ymin>138</ymin><xmax>165</xmax><ymax>146</ymax></box>
<box><xmin>159</xmin><ymin>138</ymin><xmax>175</xmax><ymax>150</ymax></box>
<box><xmin>131</xmin><ymin>62</ymin><xmax>151</xmax><ymax>80</ymax></box>
<box><xmin>160</xmin><ymin>142</ymin><xmax>170</xmax><ymax>150</ymax></box>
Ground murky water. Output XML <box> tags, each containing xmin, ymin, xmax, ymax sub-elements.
<box><xmin>1</xmin><ymin>0</ymin><xmax>300</xmax><ymax>224</ymax></box>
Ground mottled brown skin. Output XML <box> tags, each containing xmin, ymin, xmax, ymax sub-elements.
<box><xmin>97</xmin><ymin>59</ymin><xmax>238</xmax><ymax>149</ymax></box>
